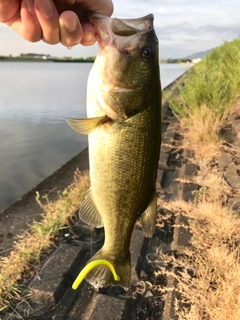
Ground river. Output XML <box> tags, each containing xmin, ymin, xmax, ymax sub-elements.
<box><xmin>0</xmin><ymin>62</ymin><xmax>191</xmax><ymax>211</ymax></box>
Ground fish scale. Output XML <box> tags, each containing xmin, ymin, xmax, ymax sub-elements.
<box><xmin>87</xmin><ymin>102</ymin><xmax>161</xmax><ymax>283</ymax></box>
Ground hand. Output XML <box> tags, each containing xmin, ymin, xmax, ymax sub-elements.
<box><xmin>0</xmin><ymin>0</ymin><xmax>113</xmax><ymax>47</ymax></box>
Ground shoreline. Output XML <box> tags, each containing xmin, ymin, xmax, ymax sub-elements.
<box><xmin>0</xmin><ymin>58</ymin><xmax>193</xmax><ymax>64</ymax></box>
<box><xmin>0</xmin><ymin>148</ymin><xmax>89</xmax><ymax>254</ymax></box>
<box><xmin>0</xmin><ymin>59</ymin><xmax>94</xmax><ymax>63</ymax></box>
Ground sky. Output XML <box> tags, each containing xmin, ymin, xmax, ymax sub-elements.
<box><xmin>0</xmin><ymin>0</ymin><xmax>239</xmax><ymax>59</ymax></box>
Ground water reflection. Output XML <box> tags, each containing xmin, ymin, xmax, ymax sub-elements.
<box><xmin>0</xmin><ymin>118</ymin><xmax>87</xmax><ymax>211</ymax></box>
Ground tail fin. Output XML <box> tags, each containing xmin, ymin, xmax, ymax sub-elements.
<box><xmin>85</xmin><ymin>248</ymin><xmax>131</xmax><ymax>290</ymax></box>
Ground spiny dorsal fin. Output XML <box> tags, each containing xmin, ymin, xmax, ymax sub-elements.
<box><xmin>139</xmin><ymin>193</ymin><xmax>157</xmax><ymax>238</ymax></box>
<box><xmin>66</xmin><ymin>115</ymin><xmax>108</xmax><ymax>134</ymax></box>
<box><xmin>79</xmin><ymin>189</ymin><xmax>103</xmax><ymax>228</ymax></box>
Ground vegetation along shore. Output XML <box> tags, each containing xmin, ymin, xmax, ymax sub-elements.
<box><xmin>0</xmin><ymin>53</ymin><xmax>198</xmax><ymax>64</ymax></box>
<box><xmin>0</xmin><ymin>53</ymin><xmax>95</xmax><ymax>62</ymax></box>
<box><xmin>165</xmin><ymin>38</ymin><xmax>240</xmax><ymax>319</ymax></box>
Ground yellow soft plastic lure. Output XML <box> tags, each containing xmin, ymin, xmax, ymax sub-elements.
<box><xmin>72</xmin><ymin>259</ymin><xmax>120</xmax><ymax>290</ymax></box>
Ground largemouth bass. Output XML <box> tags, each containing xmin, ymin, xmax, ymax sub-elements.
<box><xmin>67</xmin><ymin>13</ymin><xmax>162</xmax><ymax>289</ymax></box>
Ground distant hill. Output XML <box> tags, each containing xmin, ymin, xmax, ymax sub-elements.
<box><xmin>186</xmin><ymin>49</ymin><xmax>214</xmax><ymax>60</ymax></box>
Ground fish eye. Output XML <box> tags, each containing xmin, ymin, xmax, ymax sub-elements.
<box><xmin>141</xmin><ymin>47</ymin><xmax>153</xmax><ymax>60</ymax></box>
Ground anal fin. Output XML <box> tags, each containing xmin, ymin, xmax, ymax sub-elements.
<box><xmin>139</xmin><ymin>193</ymin><xmax>157</xmax><ymax>238</ymax></box>
<box><xmin>79</xmin><ymin>189</ymin><xmax>103</xmax><ymax>228</ymax></box>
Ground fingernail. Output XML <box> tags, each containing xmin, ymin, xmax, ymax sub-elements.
<box><xmin>35</xmin><ymin>0</ymin><xmax>54</xmax><ymax>18</ymax></box>
<box><xmin>63</xmin><ymin>17</ymin><xmax>78</xmax><ymax>33</ymax></box>
<box><xmin>25</xmin><ymin>0</ymin><xmax>34</xmax><ymax>14</ymax></box>
<box><xmin>82</xmin><ymin>30</ymin><xmax>94</xmax><ymax>43</ymax></box>
<box><xmin>81</xmin><ymin>23</ymin><xmax>95</xmax><ymax>43</ymax></box>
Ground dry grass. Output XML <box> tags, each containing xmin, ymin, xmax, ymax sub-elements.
<box><xmin>143</xmin><ymin>40</ymin><xmax>240</xmax><ymax>318</ymax></box>
<box><xmin>161</xmin><ymin>144</ymin><xmax>240</xmax><ymax>319</ymax></box>
<box><xmin>0</xmin><ymin>170</ymin><xmax>90</xmax><ymax>310</ymax></box>
<box><xmin>175</xmin><ymin>201</ymin><xmax>240</xmax><ymax>320</ymax></box>
<box><xmin>179</xmin><ymin>104</ymin><xmax>222</xmax><ymax>160</ymax></box>
<box><xmin>170</xmin><ymin>39</ymin><xmax>240</xmax><ymax>162</ymax></box>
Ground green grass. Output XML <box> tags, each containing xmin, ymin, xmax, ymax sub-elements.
<box><xmin>170</xmin><ymin>38</ymin><xmax>240</xmax><ymax>121</ymax></box>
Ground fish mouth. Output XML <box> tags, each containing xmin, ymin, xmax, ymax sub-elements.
<box><xmin>89</xmin><ymin>13</ymin><xmax>154</xmax><ymax>53</ymax></box>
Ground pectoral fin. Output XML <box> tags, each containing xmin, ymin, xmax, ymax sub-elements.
<box><xmin>79</xmin><ymin>189</ymin><xmax>103</xmax><ymax>228</ymax></box>
<box><xmin>66</xmin><ymin>115</ymin><xmax>108</xmax><ymax>134</ymax></box>
<box><xmin>140</xmin><ymin>193</ymin><xmax>157</xmax><ymax>238</ymax></box>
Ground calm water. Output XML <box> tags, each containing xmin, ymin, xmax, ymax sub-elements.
<box><xmin>0</xmin><ymin>62</ymin><xmax>191</xmax><ymax>211</ymax></box>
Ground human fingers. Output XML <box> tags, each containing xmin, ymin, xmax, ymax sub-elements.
<box><xmin>80</xmin><ymin>22</ymin><xmax>96</xmax><ymax>46</ymax></box>
<box><xmin>76</xmin><ymin>0</ymin><xmax>114</xmax><ymax>17</ymax></box>
<box><xmin>0</xmin><ymin>0</ymin><xmax>19</xmax><ymax>23</ymax></box>
<box><xmin>71</xmin><ymin>0</ymin><xmax>114</xmax><ymax>46</ymax></box>
<box><xmin>34</xmin><ymin>0</ymin><xmax>60</xmax><ymax>44</ymax></box>
<box><xmin>54</xmin><ymin>0</ymin><xmax>113</xmax><ymax>19</ymax></box>
<box><xmin>5</xmin><ymin>0</ymin><xmax>42</xmax><ymax>43</ymax></box>
<box><xmin>54</xmin><ymin>0</ymin><xmax>113</xmax><ymax>47</ymax></box>
<box><xmin>59</xmin><ymin>10</ymin><xmax>83</xmax><ymax>47</ymax></box>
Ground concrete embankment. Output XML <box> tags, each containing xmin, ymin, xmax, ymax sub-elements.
<box><xmin>0</xmin><ymin>148</ymin><xmax>89</xmax><ymax>256</ymax></box>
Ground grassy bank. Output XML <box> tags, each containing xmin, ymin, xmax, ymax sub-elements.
<box><xmin>0</xmin><ymin>171</ymin><xmax>89</xmax><ymax>309</ymax></box>
<box><xmin>170</xmin><ymin>38</ymin><xmax>240</xmax><ymax>159</ymax></box>
<box><xmin>170</xmin><ymin>39</ymin><xmax>240</xmax><ymax>121</ymax></box>
<box><xmin>168</xmin><ymin>39</ymin><xmax>240</xmax><ymax>319</ymax></box>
